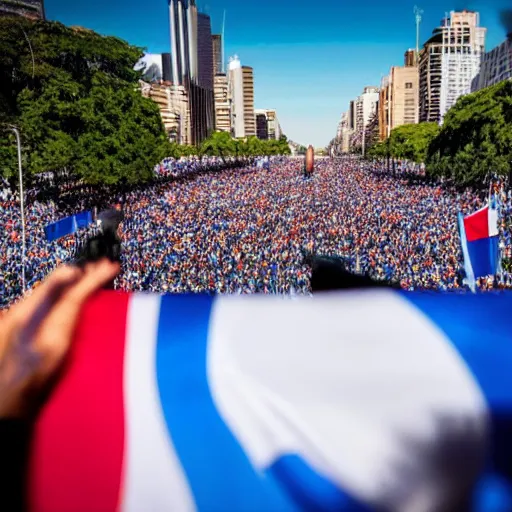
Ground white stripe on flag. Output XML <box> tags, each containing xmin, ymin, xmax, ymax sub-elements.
<box><xmin>488</xmin><ymin>206</ymin><xmax>499</xmax><ymax>237</ymax></box>
<box><xmin>207</xmin><ymin>291</ymin><xmax>487</xmax><ymax>512</ymax></box>
<box><xmin>122</xmin><ymin>294</ymin><xmax>196</xmax><ymax>512</ymax></box>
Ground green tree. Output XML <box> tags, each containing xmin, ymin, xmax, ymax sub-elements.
<box><xmin>0</xmin><ymin>18</ymin><xmax>168</xmax><ymax>184</ymax></box>
<box><xmin>426</xmin><ymin>80</ymin><xmax>512</xmax><ymax>186</ymax></box>
<box><xmin>367</xmin><ymin>122</ymin><xmax>440</xmax><ymax>163</ymax></box>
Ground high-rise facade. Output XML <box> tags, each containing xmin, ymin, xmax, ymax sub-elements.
<box><xmin>256</xmin><ymin>113</ymin><xmax>268</xmax><ymax>140</ymax></box>
<box><xmin>168</xmin><ymin>0</ymin><xmax>214</xmax><ymax>144</ymax></box>
<box><xmin>214</xmin><ymin>73</ymin><xmax>232</xmax><ymax>133</ymax></box>
<box><xmin>140</xmin><ymin>81</ymin><xmax>191</xmax><ymax>145</ymax></box>
<box><xmin>472</xmin><ymin>36</ymin><xmax>512</xmax><ymax>91</ymax></box>
<box><xmin>379</xmin><ymin>53</ymin><xmax>419</xmax><ymax>140</ymax></box>
<box><xmin>212</xmin><ymin>34</ymin><xmax>223</xmax><ymax>75</ymax></box>
<box><xmin>337</xmin><ymin>112</ymin><xmax>352</xmax><ymax>153</ymax></box>
<box><xmin>0</xmin><ymin>0</ymin><xmax>45</xmax><ymax>19</ymax></box>
<box><xmin>197</xmin><ymin>13</ymin><xmax>214</xmax><ymax>91</ymax></box>
<box><xmin>242</xmin><ymin>66</ymin><xmax>256</xmax><ymax>137</ymax></box>
<box><xmin>228</xmin><ymin>56</ymin><xmax>245</xmax><ymax>137</ymax></box>
<box><xmin>355</xmin><ymin>86</ymin><xmax>379</xmax><ymax>133</ymax></box>
<box><xmin>419</xmin><ymin>10</ymin><xmax>486</xmax><ymax>123</ymax></box>
<box><xmin>255</xmin><ymin>109</ymin><xmax>281</xmax><ymax>140</ymax></box>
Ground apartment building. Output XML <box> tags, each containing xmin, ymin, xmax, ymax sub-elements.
<box><xmin>419</xmin><ymin>10</ymin><xmax>486</xmax><ymax>123</ymax></box>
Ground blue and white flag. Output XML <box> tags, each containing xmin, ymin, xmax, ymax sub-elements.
<box><xmin>32</xmin><ymin>290</ymin><xmax>512</xmax><ymax>511</ymax></box>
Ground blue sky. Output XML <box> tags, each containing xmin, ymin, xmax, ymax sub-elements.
<box><xmin>46</xmin><ymin>0</ymin><xmax>510</xmax><ymax>147</ymax></box>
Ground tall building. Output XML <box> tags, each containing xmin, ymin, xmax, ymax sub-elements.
<box><xmin>228</xmin><ymin>57</ymin><xmax>256</xmax><ymax>138</ymax></box>
<box><xmin>168</xmin><ymin>0</ymin><xmax>214</xmax><ymax>144</ymax></box>
<box><xmin>214</xmin><ymin>73</ymin><xmax>232</xmax><ymax>133</ymax></box>
<box><xmin>242</xmin><ymin>66</ymin><xmax>256</xmax><ymax>137</ymax></box>
<box><xmin>197</xmin><ymin>13</ymin><xmax>214</xmax><ymax>91</ymax></box>
<box><xmin>379</xmin><ymin>52</ymin><xmax>419</xmax><ymax>140</ymax></box>
<box><xmin>140</xmin><ymin>81</ymin><xmax>191</xmax><ymax>145</ymax></box>
<box><xmin>472</xmin><ymin>36</ymin><xmax>512</xmax><ymax>91</ymax></box>
<box><xmin>337</xmin><ymin>112</ymin><xmax>353</xmax><ymax>153</ymax></box>
<box><xmin>419</xmin><ymin>10</ymin><xmax>486</xmax><ymax>124</ymax></box>
<box><xmin>255</xmin><ymin>109</ymin><xmax>281</xmax><ymax>140</ymax></box>
<box><xmin>404</xmin><ymin>49</ymin><xmax>417</xmax><ymax>67</ymax></box>
<box><xmin>355</xmin><ymin>86</ymin><xmax>379</xmax><ymax>133</ymax></box>
<box><xmin>162</xmin><ymin>53</ymin><xmax>173</xmax><ymax>82</ymax></box>
<box><xmin>0</xmin><ymin>0</ymin><xmax>45</xmax><ymax>19</ymax></box>
<box><xmin>255</xmin><ymin>112</ymin><xmax>269</xmax><ymax>140</ymax></box>
<box><xmin>228</xmin><ymin>56</ymin><xmax>245</xmax><ymax>137</ymax></box>
<box><xmin>212</xmin><ymin>34</ymin><xmax>223</xmax><ymax>75</ymax></box>
<box><xmin>348</xmin><ymin>101</ymin><xmax>356</xmax><ymax>130</ymax></box>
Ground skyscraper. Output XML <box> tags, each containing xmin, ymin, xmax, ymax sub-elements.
<box><xmin>197</xmin><ymin>13</ymin><xmax>214</xmax><ymax>91</ymax></box>
<box><xmin>379</xmin><ymin>51</ymin><xmax>419</xmax><ymax>140</ymax></box>
<box><xmin>228</xmin><ymin>56</ymin><xmax>245</xmax><ymax>137</ymax></box>
<box><xmin>0</xmin><ymin>0</ymin><xmax>45</xmax><ymax>19</ymax></box>
<box><xmin>214</xmin><ymin>73</ymin><xmax>232</xmax><ymax>133</ymax></box>
<box><xmin>419</xmin><ymin>10</ymin><xmax>486</xmax><ymax>123</ymax></box>
<box><xmin>256</xmin><ymin>112</ymin><xmax>269</xmax><ymax>140</ymax></box>
<box><xmin>242</xmin><ymin>66</ymin><xmax>256</xmax><ymax>137</ymax></box>
<box><xmin>168</xmin><ymin>0</ymin><xmax>214</xmax><ymax>144</ymax></box>
<box><xmin>212</xmin><ymin>34</ymin><xmax>223</xmax><ymax>75</ymax></box>
<box><xmin>472</xmin><ymin>36</ymin><xmax>512</xmax><ymax>91</ymax></box>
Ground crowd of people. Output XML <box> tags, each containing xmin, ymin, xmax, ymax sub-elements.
<box><xmin>2</xmin><ymin>156</ymin><xmax>512</xmax><ymax>308</ymax></box>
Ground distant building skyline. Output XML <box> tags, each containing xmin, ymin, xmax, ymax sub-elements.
<box><xmin>45</xmin><ymin>0</ymin><xmax>511</xmax><ymax>146</ymax></box>
<box><xmin>168</xmin><ymin>0</ymin><xmax>214</xmax><ymax>144</ymax></box>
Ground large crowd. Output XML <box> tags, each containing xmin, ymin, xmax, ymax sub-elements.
<box><xmin>2</xmin><ymin>156</ymin><xmax>512</xmax><ymax>308</ymax></box>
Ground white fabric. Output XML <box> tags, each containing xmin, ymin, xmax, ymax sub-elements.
<box><xmin>207</xmin><ymin>290</ymin><xmax>488</xmax><ymax>512</ymax></box>
<box><xmin>488</xmin><ymin>206</ymin><xmax>499</xmax><ymax>237</ymax></box>
<box><xmin>122</xmin><ymin>295</ymin><xmax>196</xmax><ymax>512</ymax></box>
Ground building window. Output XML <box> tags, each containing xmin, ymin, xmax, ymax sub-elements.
<box><xmin>405</xmin><ymin>82</ymin><xmax>413</xmax><ymax>89</ymax></box>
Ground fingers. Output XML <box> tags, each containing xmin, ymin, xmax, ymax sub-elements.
<box><xmin>9</xmin><ymin>266</ymin><xmax>83</xmax><ymax>334</ymax></box>
<box><xmin>35</xmin><ymin>260</ymin><xmax>120</xmax><ymax>370</ymax></box>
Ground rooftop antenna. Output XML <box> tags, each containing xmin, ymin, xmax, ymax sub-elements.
<box><xmin>221</xmin><ymin>9</ymin><xmax>226</xmax><ymax>73</ymax></box>
<box><xmin>414</xmin><ymin>6</ymin><xmax>423</xmax><ymax>65</ymax></box>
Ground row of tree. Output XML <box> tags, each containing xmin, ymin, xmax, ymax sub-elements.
<box><xmin>0</xmin><ymin>18</ymin><xmax>289</xmax><ymax>186</ymax></box>
<box><xmin>365</xmin><ymin>80</ymin><xmax>512</xmax><ymax>187</ymax></box>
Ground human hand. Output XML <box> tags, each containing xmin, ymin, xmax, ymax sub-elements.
<box><xmin>0</xmin><ymin>260</ymin><xmax>120</xmax><ymax>419</ymax></box>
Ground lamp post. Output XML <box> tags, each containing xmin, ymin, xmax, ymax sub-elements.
<box><xmin>6</xmin><ymin>126</ymin><xmax>26</xmax><ymax>293</ymax></box>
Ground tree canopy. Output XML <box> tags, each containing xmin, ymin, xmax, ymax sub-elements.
<box><xmin>367</xmin><ymin>123</ymin><xmax>441</xmax><ymax>163</ymax></box>
<box><xmin>199</xmin><ymin>132</ymin><xmax>291</xmax><ymax>160</ymax></box>
<box><xmin>0</xmin><ymin>17</ymin><xmax>167</xmax><ymax>184</ymax></box>
<box><xmin>426</xmin><ymin>80</ymin><xmax>512</xmax><ymax>186</ymax></box>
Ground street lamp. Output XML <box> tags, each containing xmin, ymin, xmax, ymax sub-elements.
<box><xmin>5</xmin><ymin>125</ymin><xmax>26</xmax><ymax>293</ymax></box>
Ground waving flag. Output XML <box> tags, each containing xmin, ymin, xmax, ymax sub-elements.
<box><xmin>30</xmin><ymin>290</ymin><xmax>512</xmax><ymax>512</ymax></box>
<box><xmin>458</xmin><ymin>204</ymin><xmax>500</xmax><ymax>292</ymax></box>
<box><xmin>44</xmin><ymin>211</ymin><xmax>93</xmax><ymax>242</ymax></box>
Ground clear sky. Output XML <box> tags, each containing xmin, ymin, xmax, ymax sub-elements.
<box><xmin>46</xmin><ymin>0</ymin><xmax>510</xmax><ymax>147</ymax></box>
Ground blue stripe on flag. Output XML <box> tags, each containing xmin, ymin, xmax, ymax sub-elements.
<box><xmin>155</xmin><ymin>294</ymin><xmax>295</xmax><ymax>511</ymax></box>
<box><xmin>402</xmin><ymin>291</ymin><xmax>512</xmax><ymax>410</ymax></box>
<box><xmin>467</xmin><ymin>236</ymin><xmax>499</xmax><ymax>279</ymax></box>
<box><xmin>268</xmin><ymin>455</ymin><xmax>372</xmax><ymax>512</ymax></box>
<box><xmin>403</xmin><ymin>292</ymin><xmax>512</xmax><ymax>486</ymax></box>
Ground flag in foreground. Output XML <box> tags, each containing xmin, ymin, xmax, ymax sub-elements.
<box><xmin>458</xmin><ymin>204</ymin><xmax>500</xmax><ymax>292</ymax></box>
<box><xmin>30</xmin><ymin>290</ymin><xmax>512</xmax><ymax>512</ymax></box>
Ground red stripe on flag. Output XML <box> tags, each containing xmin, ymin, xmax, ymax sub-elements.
<box><xmin>29</xmin><ymin>291</ymin><xmax>129</xmax><ymax>512</ymax></box>
<box><xmin>464</xmin><ymin>207</ymin><xmax>489</xmax><ymax>243</ymax></box>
